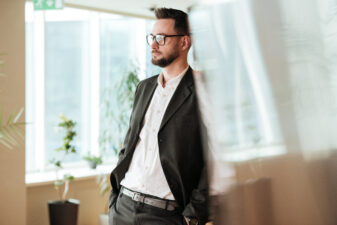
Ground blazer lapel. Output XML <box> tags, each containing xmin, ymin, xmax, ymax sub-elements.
<box><xmin>159</xmin><ymin>67</ymin><xmax>194</xmax><ymax>132</ymax></box>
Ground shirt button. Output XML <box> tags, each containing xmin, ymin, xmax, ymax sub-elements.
<box><xmin>157</xmin><ymin>110</ymin><xmax>160</xmax><ymax>113</ymax></box>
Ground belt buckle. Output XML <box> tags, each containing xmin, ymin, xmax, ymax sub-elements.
<box><xmin>132</xmin><ymin>192</ymin><xmax>145</xmax><ymax>202</ymax></box>
<box><xmin>132</xmin><ymin>192</ymin><xmax>140</xmax><ymax>201</ymax></box>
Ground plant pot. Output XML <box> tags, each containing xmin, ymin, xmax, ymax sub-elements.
<box><xmin>48</xmin><ymin>199</ymin><xmax>80</xmax><ymax>225</ymax></box>
<box><xmin>88</xmin><ymin>161</ymin><xmax>97</xmax><ymax>169</ymax></box>
<box><xmin>99</xmin><ymin>213</ymin><xmax>109</xmax><ymax>225</ymax></box>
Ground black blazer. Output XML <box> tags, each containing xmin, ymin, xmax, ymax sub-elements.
<box><xmin>109</xmin><ymin>67</ymin><xmax>209</xmax><ymax>223</ymax></box>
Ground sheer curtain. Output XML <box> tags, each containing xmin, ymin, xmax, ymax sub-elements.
<box><xmin>190</xmin><ymin>0</ymin><xmax>283</xmax><ymax>164</ymax></box>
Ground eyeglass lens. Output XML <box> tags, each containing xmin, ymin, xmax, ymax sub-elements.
<box><xmin>147</xmin><ymin>35</ymin><xmax>165</xmax><ymax>46</ymax></box>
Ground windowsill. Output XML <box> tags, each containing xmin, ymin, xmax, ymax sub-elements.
<box><xmin>222</xmin><ymin>143</ymin><xmax>286</xmax><ymax>162</ymax></box>
<box><xmin>26</xmin><ymin>160</ymin><xmax>117</xmax><ymax>188</ymax></box>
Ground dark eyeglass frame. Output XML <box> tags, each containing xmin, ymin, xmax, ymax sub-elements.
<box><xmin>146</xmin><ymin>34</ymin><xmax>187</xmax><ymax>46</ymax></box>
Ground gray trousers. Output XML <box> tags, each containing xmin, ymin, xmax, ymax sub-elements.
<box><xmin>109</xmin><ymin>192</ymin><xmax>186</xmax><ymax>225</ymax></box>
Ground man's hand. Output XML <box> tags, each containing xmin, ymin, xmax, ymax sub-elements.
<box><xmin>184</xmin><ymin>217</ymin><xmax>214</xmax><ymax>225</ymax></box>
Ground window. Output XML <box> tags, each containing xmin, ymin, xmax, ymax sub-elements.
<box><xmin>25</xmin><ymin>2</ymin><xmax>160</xmax><ymax>179</ymax></box>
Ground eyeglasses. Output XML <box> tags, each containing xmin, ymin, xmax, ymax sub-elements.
<box><xmin>146</xmin><ymin>34</ymin><xmax>186</xmax><ymax>46</ymax></box>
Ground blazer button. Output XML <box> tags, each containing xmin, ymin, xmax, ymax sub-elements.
<box><xmin>159</xmin><ymin>139</ymin><xmax>163</xmax><ymax>143</ymax></box>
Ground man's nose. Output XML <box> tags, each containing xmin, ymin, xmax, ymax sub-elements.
<box><xmin>151</xmin><ymin>39</ymin><xmax>159</xmax><ymax>49</ymax></box>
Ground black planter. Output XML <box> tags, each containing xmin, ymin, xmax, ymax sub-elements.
<box><xmin>48</xmin><ymin>199</ymin><xmax>80</xmax><ymax>225</ymax></box>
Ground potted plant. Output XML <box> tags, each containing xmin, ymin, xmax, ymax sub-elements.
<box><xmin>98</xmin><ymin>65</ymin><xmax>140</xmax><ymax>225</ymax></box>
<box><xmin>0</xmin><ymin>53</ymin><xmax>25</xmax><ymax>150</ymax></box>
<box><xmin>48</xmin><ymin>114</ymin><xmax>79</xmax><ymax>225</ymax></box>
<box><xmin>83</xmin><ymin>154</ymin><xmax>103</xmax><ymax>169</ymax></box>
<box><xmin>99</xmin><ymin>65</ymin><xmax>140</xmax><ymax>155</ymax></box>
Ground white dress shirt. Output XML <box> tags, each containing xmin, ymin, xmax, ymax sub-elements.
<box><xmin>120</xmin><ymin>66</ymin><xmax>189</xmax><ymax>200</ymax></box>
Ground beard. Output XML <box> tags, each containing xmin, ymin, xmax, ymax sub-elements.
<box><xmin>152</xmin><ymin>49</ymin><xmax>180</xmax><ymax>68</ymax></box>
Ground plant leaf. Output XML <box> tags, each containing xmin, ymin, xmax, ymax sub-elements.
<box><xmin>0</xmin><ymin>138</ymin><xmax>13</xmax><ymax>150</ymax></box>
<box><xmin>12</xmin><ymin>122</ymin><xmax>26</xmax><ymax>126</ymax></box>
<box><xmin>13</xmin><ymin>108</ymin><xmax>24</xmax><ymax>123</ymax></box>
<box><xmin>55</xmin><ymin>161</ymin><xmax>62</xmax><ymax>168</ymax></box>
<box><xmin>64</xmin><ymin>174</ymin><xmax>74</xmax><ymax>181</ymax></box>
<box><xmin>0</xmin><ymin>107</ymin><xmax>25</xmax><ymax>150</ymax></box>
<box><xmin>11</xmin><ymin>126</ymin><xmax>24</xmax><ymax>141</ymax></box>
<box><xmin>1</xmin><ymin>127</ymin><xmax>18</xmax><ymax>146</ymax></box>
<box><xmin>6</xmin><ymin>109</ymin><xmax>15</xmax><ymax>125</ymax></box>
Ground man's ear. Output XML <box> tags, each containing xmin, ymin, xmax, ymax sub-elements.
<box><xmin>181</xmin><ymin>35</ymin><xmax>191</xmax><ymax>51</ymax></box>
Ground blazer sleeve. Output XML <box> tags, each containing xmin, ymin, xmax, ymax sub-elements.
<box><xmin>182</xmin><ymin>113</ymin><xmax>210</xmax><ymax>224</ymax></box>
<box><xmin>182</xmin><ymin>166</ymin><xmax>209</xmax><ymax>224</ymax></box>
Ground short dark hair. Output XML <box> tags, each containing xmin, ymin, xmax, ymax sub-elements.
<box><xmin>154</xmin><ymin>8</ymin><xmax>189</xmax><ymax>35</ymax></box>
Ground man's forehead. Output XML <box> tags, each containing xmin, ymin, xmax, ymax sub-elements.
<box><xmin>152</xmin><ymin>19</ymin><xmax>176</xmax><ymax>34</ymax></box>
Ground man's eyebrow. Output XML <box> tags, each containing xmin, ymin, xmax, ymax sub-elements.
<box><xmin>151</xmin><ymin>33</ymin><xmax>166</xmax><ymax>35</ymax></box>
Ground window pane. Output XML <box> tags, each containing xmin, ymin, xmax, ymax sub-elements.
<box><xmin>44</xmin><ymin>21</ymin><xmax>88</xmax><ymax>163</ymax></box>
<box><xmin>100</xmin><ymin>18</ymin><xmax>131</xmax><ymax>87</ymax></box>
<box><xmin>99</xmin><ymin>18</ymin><xmax>132</xmax><ymax>156</ymax></box>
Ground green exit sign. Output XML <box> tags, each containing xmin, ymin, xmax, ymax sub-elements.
<box><xmin>33</xmin><ymin>0</ymin><xmax>64</xmax><ymax>11</ymax></box>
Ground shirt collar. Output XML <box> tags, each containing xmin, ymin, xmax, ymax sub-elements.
<box><xmin>157</xmin><ymin>65</ymin><xmax>190</xmax><ymax>88</ymax></box>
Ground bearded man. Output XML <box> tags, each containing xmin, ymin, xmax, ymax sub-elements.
<box><xmin>109</xmin><ymin>8</ymin><xmax>209</xmax><ymax>225</ymax></box>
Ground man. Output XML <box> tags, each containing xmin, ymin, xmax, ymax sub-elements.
<box><xmin>109</xmin><ymin>8</ymin><xmax>208</xmax><ymax>225</ymax></box>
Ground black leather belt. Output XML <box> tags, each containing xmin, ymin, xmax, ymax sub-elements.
<box><xmin>120</xmin><ymin>186</ymin><xmax>179</xmax><ymax>211</ymax></box>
